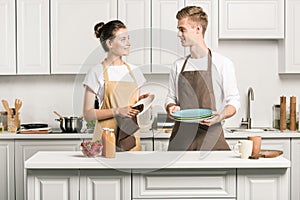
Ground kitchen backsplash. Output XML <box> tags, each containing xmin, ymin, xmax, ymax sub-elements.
<box><xmin>1</xmin><ymin>40</ymin><xmax>300</xmax><ymax>129</ymax></box>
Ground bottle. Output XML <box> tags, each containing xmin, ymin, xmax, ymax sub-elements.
<box><xmin>273</xmin><ymin>104</ymin><xmax>280</xmax><ymax>129</ymax></box>
<box><xmin>290</xmin><ymin>96</ymin><xmax>296</xmax><ymax>131</ymax></box>
<box><xmin>0</xmin><ymin>122</ymin><xmax>4</xmax><ymax>133</ymax></box>
<box><xmin>101</xmin><ymin>128</ymin><xmax>109</xmax><ymax>157</ymax></box>
<box><xmin>106</xmin><ymin>129</ymin><xmax>116</xmax><ymax>158</ymax></box>
<box><xmin>280</xmin><ymin>96</ymin><xmax>286</xmax><ymax>131</ymax></box>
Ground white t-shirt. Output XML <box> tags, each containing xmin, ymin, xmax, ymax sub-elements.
<box><xmin>83</xmin><ymin>63</ymin><xmax>146</xmax><ymax>104</ymax></box>
<box><xmin>165</xmin><ymin>51</ymin><xmax>240</xmax><ymax>112</ymax></box>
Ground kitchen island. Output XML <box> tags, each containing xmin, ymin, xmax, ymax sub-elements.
<box><xmin>25</xmin><ymin>151</ymin><xmax>290</xmax><ymax>200</ymax></box>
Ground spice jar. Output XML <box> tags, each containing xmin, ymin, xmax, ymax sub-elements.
<box><xmin>273</xmin><ymin>104</ymin><xmax>280</xmax><ymax>129</ymax></box>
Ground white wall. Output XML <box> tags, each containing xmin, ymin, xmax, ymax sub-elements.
<box><xmin>1</xmin><ymin>40</ymin><xmax>300</xmax><ymax>130</ymax></box>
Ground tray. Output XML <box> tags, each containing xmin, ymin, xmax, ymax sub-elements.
<box><xmin>259</xmin><ymin>150</ymin><xmax>283</xmax><ymax>158</ymax></box>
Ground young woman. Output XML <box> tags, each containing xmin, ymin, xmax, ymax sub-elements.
<box><xmin>83</xmin><ymin>20</ymin><xmax>148</xmax><ymax>151</ymax></box>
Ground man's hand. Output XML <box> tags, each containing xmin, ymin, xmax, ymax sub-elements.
<box><xmin>166</xmin><ymin>103</ymin><xmax>180</xmax><ymax>119</ymax></box>
<box><xmin>199</xmin><ymin>111</ymin><xmax>225</xmax><ymax>126</ymax></box>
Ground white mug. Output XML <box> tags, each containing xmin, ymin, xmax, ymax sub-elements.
<box><xmin>233</xmin><ymin>140</ymin><xmax>253</xmax><ymax>159</ymax></box>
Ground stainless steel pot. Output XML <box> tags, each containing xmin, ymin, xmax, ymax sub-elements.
<box><xmin>55</xmin><ymin>117</ymin><xmax>83</xmax><ymax>133</ymax></box>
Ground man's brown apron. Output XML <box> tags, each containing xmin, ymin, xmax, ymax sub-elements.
<box><xmin>92</xmin><ymin>63</ymin><xmax>141</xmax><ymax>151</ymax></box>
<box><xmin>168</xmin><ymin>49</ymin><xmax>230</xmax><ymax>151</ymax></box>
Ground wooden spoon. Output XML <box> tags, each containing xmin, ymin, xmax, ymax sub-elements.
<box><xmin>1</xmin><ymin>99</ymin><xmax>11</xmax><ymax>116</ymax></box>
<box><xmin>14</xmin><ymin>99</ymin><xmax>22</xmax><ymax>114</ymax></box>
<box><xmin>53</xmin><ymin>111</ymin><xmax>63</xmax><ymax>119</ymax></box>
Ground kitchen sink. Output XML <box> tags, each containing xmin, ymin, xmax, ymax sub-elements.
<box><xmin>225</xmin><ymin>127</ymin><xmax>277</xmax><ymax>133</ymax></box>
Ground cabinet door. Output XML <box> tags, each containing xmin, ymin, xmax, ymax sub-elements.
<box><xmin>140</xmin><ymin>138</ymin><xmax>153</xmax><ymax>151</ymax></box>
<box><xmin>186</xmin><ymin>0</ymin><xmax>219</xmax><ymax>49</ymax></box>
<box><xmin>152</xmin><ymin>0</ymin><xmax>185</xmax><ymax>74</ymax></box>
<box><xmin>0</xmin><ymin>140</ymin><xmax>14</xmax><ymax>200</ymax></box>
<box><xmin>133</xmin><ymin>169</ymin><xmax>236</xmax><ymax>198</ymax></box>
<box><xmin>226</xmin><ymin>138</ymin><xmax>290</xmax><ymax>159</ymax></box>
<box><xmin>15</xmin><ymin>140</ymin><xmax>81</xmax><ymax>200</ymax></box>
<box><xmin>17</xmin><ymin>0</ymin><xmax>50</xmax><ymax>74</ymax></box>
<box><xmin>80</xmin><ymin>169</ymin><xmax>131</xmax><ymax>200</ymax></box>
<box><xmin>51</xmin><ymin>0</ymin><xmax>117</xmax><ymax>74</ymax></box>
<box><xmin>291</xmin><ymin>139</ymin><xmax>300</xmax><ymax>200</ymax></box>
<box><xmin>237</xmin><ymin>168</ymin><xmax>289</xmax><ymax>200</ymax></box>
<box><xmin>279</xmin><ymin>0</ymin><xmax>300</xmax><ymax>73</ymax></box>
<box><xmin>27</xmin><ymin>169</ymin><xmax>79</xmax><ymax>200</ymax></box>
<box><xmin>0</xmin><ymin>0</ymin><xmax>16</xmax><ymax>74</ymax></box>
<box><xmin>219</xmin><ymin>0</ymin><xmax>284</xmax><ymax>39</ymax></box>
<box><xmin>118</xmin><ymin>0</ymin><xmax>151</xmax><ymax>74</ymax></box>
<box><xmin>154</xmin><ymin>138</ymin><xmax>169</xmax><ymax>151</ymax></box>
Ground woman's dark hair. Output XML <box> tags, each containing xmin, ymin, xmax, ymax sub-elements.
<box><xmin>94</xmin><ymin>20</ymin><xmax>126</xmax><ymax>52</ymax></box>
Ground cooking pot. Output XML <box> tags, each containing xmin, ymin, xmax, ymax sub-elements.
<box><xmin>55</xmin><ymin>117</ymin><xmax>83</xmax><ymax>133</ymax></box>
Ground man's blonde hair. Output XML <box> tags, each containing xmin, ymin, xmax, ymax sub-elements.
<box><xmin>176</xmin><ymin>6</ymin><xmax>208</xmax><ymax>36</ymax></box>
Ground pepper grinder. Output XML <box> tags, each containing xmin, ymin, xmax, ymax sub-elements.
<box><xmin>290</xmin><ymin>96</ymin><xmax>296</xmax><ymax>131</ymax></box>
<box><xmin>280</xmin><ymin>96</ymin><xmax>286</xmax><ymax>131</ymax></box>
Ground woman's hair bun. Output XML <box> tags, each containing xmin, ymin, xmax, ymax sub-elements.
<box><xmin>94</xmin><ymin>22</ymin><xmax>105</xmax><ymax>38</ymax></box>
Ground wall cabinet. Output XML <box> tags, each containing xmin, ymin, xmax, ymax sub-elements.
<box><xmin>0</xmin><ymin>0</ymin><xmax>16</xmax><ymax>74</ymax></box>
<box><xmin>17</xmin><ymin>0</ymin><xmax>50</xmax><ymax>74</ymax></box>
<box><xmin>279</xmin><ymin>0</ymin><xmax>300</xmax><ymax>73</ymax></box>
<box><xmin>0</xmin><ymin>140</ymin><xmax>14</xmax><ymax>200</ymax></box>
<box><xmin>219</xmin><ymin>0</ymin><xmax>284</xmax><ymax>39</ymax></box>
<box><xmin>15</xmin><ymin>140</ymin><xmax>81</xmax><ymax>200</ymax></box>
<box><xmin>119</xmin><ymin>0</ymin><xmax>151</xmax><ymax>74</ymax></box>
<box><xmin>51</xmin><ymin>0</ymin><xmax>117</xmax><ymax>74</ymax></box>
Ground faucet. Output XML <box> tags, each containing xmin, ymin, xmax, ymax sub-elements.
<box><xmin>241</xmin><ymin>87</ymin><xmax>254</xmax><ymax>129</ymax></box>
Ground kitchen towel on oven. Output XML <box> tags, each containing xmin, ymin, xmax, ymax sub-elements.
<box><xmin>115</xmin><ymin>116</ymin><xmax>139</xmax><ymax>151</ymax></box>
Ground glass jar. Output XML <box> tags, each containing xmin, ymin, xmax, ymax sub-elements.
<box><xmin>7</xmin><ymin>115</ymin><xmax>17</xmax><ymax>133</ymax></box>
<box><xmin>273</xmin><ymin>104</ymin><xmax>280</xmax><ymax>129</ymax></box>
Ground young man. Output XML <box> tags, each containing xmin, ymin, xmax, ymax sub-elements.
<box><xmin>165</xmin><ymin>6</ymin><xmax>240</xmax><ymax>151</ymax></box>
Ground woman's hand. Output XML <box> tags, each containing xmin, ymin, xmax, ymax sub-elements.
<box><xmin>166</xmin><ymin>104</ymin><xmax>180</xmax><ymax>119</ymax></box>
<box><xmin>114</xmin><ymin>106</ymin><xmax>140</xmax><ymax>118</ymax></box>
<box><xmin>199</xmin><ymin>111</ymin><xmax>224</xmax><ymax>126</ymax></box>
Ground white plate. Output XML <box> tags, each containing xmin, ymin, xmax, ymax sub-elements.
<box><xmin>132</xmin><ymin>94</ymin><xmax>155</xmax><ymax>116</ymax></box>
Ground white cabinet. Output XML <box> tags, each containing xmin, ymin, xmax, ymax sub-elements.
<box><xmin>226</xmin><ymin>138</ymin><xmax>291</xmax><ymax>159</ymax></box>
<box><xmin>154</xmin><ymin>138</ymin><xmax>169</xmax><ymax>151</ymax></box>
<box><xmin>132</xmin><ymin>169</ymin><xmax>236</xmax><ymax>199</ymax></box>
<box><xmin>186</xmin><ymin>0</ymin><xmax>219</xmax><ymax>49</ymax></box>
<box><xmin>279</xmin><ymin>0</ymin><xmax>300</xmax><ymax>73</ymax></box>
<box><xmin>140</xmin><ymin>138</ymin><xmax>153</xmax><ymax>151</ymax></box>
<box><xmin>0</xmin><ymin>0</ymin><xmax>16</xmax><ymax>74</ymax></box>
<box><xmin>291</xmin><ymin>138</ymin><xmax>300</xmax><ymax>200</ymax></box>
<box><xmin>15</xmin><ymin>140</ymin><xmax>81</xmax><ymax>200</ymax></box>
<box><xmin>219</xmin><ymin>0</ymin><xmax>284</xmax><ymax>39</ymax></box>
<box><xmin>27</xmin><ymin>170</ymin><xmax>79</xmax><ymax>200</ymax></box>
<box><xmin>0</xmin><ymin>140</ymin><xmax>14</xmax><ymax>200</ymax></box>
<box><xmin>17</xmin><ymin>0</ymin><xmax>50</xmax><ymax>74</ymax></box>
<box><xmin>152</xmin><ymin>0</ymin><xmax>185</xmax><ymax>74</ymax></box>
<box><xmin>119</xmin><ymin>0</ymin><xmax>151</xmax><ymax>74</ymax></box>
<box><xmin>51</xmin><ymin>0</ymin><xmax>117</xmax><ymax>74</ymax></box>
<box><xmin>237</xmin><ymin>168</ymin><xmax>289</xmax><ymax>200</ymax></box>
<box><xmin>27</xmin><ymin>169</ymin><xmax>131</xmax><ymax>200</ymax></box>
<box><xmin>80</xmin><ymin>169</ymin><xmax>131</xmax><ymax>200</ymax></box>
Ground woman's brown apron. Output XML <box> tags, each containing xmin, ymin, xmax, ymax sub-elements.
<box><xmin>168</xmin><ymin>49</ymin><xmax>230</xmax><ymax>151</ymax></box>
<box><xmin>92</xmin><ymin>63</ymin><xmax>141</xmax><ymax>151</ymax></box>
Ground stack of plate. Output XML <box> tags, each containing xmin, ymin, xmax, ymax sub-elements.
<box><xmin>171</xmin><ymin>109</ymin><xmax>214</xmax><ymax>123</ymax></box>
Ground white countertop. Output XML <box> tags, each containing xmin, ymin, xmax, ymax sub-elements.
<box><xmin>154</xmin><ymin>130</ymin><xmax>300</xmax><ymax>139</ymax></box>
<box><xmin>25</xmin><ymin>151</ymin><xmax>290</xmax><ymax>169</ymax></box>
<box><xmin>0</xmin><ymin>132</ymin><xmax>93</xmax><ymax>139</ymax></box>
<box><xmin>0</xmin><ymin>131</ymin><xmax>153</xmax><ymax>139</ymax></box>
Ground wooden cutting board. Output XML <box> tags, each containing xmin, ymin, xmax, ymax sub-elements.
<box><xmin>259</xmin><ymin>150</ymin><xmax>283</xmax><ymax>158</ymax></box>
